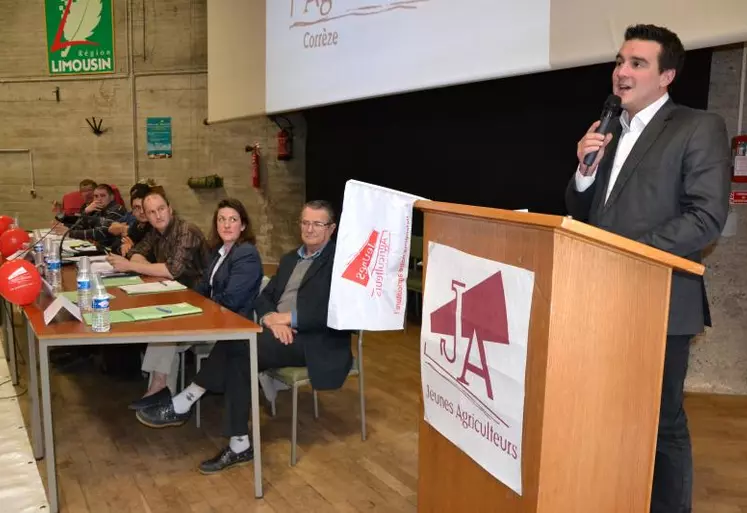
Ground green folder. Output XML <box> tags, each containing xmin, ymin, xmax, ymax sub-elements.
<box><xmin>123</xmin><ymin>302</ymin><xmax>203</xmax><ymax>321</ymax></box>
<box><xmin>102</xmin><ymin>276</ymin><xmax>144</xmax><ymax>287</ymax></box>
<box><xmin>82</xmin><ymin>302</ymin><xmax>203</xmax><ymax>325</ymax></box>
<box><xmin>83</xmin><ymin>311</ymin><xmax>136</xmax><ymax>325</ymax></box>
<box><xmin>60</xmin><ymin>291</ymin><xmax>114</xmax><ymax>303</ymax></box>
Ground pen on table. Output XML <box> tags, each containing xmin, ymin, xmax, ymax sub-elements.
<box><xmin>156</xmin><ymin>307</ymin><xmax>172</xmax><ymax>314</ymax></box>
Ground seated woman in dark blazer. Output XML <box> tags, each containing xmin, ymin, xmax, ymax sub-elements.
<box><xmin>135</xmin><ymin>198</ymin><xmax>263</xmax><ymax>474</ymax></box>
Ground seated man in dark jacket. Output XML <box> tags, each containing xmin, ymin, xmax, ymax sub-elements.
<box><xmin>57</xmin><ymin>184</ymin><xmax>127</xmax><ymax>248</ymax></box>
<box><xmin>254</xmin><ymin>200</ymin><xmax>353</xmax><ymax>397</ymax></box>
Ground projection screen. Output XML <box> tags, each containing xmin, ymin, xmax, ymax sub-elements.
<box><xmin>206</xmin><ymin>0</ymin><xmax>747</xmax><ymax>122</ymax></box>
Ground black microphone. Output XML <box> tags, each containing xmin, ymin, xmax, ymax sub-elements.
<box><xmin>58</xmin><ymin>215</ymin><xmax>88</xmax><ymax>261</ymax></box>
<box><xmin>583</xmin><ymin>94</ymin><xmax>622</xmax><ymax>167</ymax></box>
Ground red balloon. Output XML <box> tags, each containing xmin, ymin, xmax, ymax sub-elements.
<box><xmin>0</xmin><ymin>216</ymin><xmax>12</xmax><ymax>236</ymax></box>
<box><xmin>0</xmin><ymin>260</ymin><xmax>42</xmax><ymax>306</ymax></box>
<box><xmin>0</xmin><ymin>228</ymin><xmax>30</xmax><ymax>257</ymax></box>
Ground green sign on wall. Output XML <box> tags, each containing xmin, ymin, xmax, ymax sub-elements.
<box><xmin>44</xmin><ymin>0</ymin><xmax>115</xmax><ymax>75</ymax></box>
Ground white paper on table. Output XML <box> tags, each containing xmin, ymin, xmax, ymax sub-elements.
<box><xmin>119</xmin><ymin>280</ymin><xmax>187</xmax><ymax>295</ymax></box>
<box><xmin>91</xmin><ymin>261</ymin><xmax>115</xmax><ymax>274</ymax></box>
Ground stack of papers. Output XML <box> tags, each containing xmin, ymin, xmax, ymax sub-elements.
<box><xmin>82</xmin><ymin>302</ymin><xmax>203</xmax><ymax>325</ymax></box>
<box><xmin>119</xmin><ymin>280</ymin><xmax>187</xmax><ymax>295</ymax></box>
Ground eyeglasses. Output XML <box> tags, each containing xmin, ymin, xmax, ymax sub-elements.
<box><xmin>218</xmin><ymin>216</ymin><xmax>240</xmax><ymax>224</ymax></box>
<box><xmin>299</xmin><ymin>220</ymin><xmax>331</xmax><ymax>230</ymax></box>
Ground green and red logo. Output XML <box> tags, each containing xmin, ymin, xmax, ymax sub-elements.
<box><xmin>44</xmin><ymin>0</ymin><xmax>115</xmax><ymax>75</ymax></box>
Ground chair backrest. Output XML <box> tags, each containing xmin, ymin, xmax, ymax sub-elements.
<box><xmin>61</xmin><ymin>191</ymin><xmax>84</xmax><ymax>215</ymax></box>
<box><xmin>110</xmin><ymin>184</ymin><xmax>125</xmax><ymax>206</ymax></box>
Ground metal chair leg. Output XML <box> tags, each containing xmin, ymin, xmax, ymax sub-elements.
<box><xmin>312</xmin><ymin>390</ymin><xmax>319</xmax><ymax>420</ymax></box>
<box><xmin>179</xmin><ymin>353</ymin><xmax>185</xmax><ymax>391</ymax></box>
<box><xmin>358</xmin><ymin>331</ymin><xmax>367</xmax><ymax>441</ymax></box>
<box><xmin>195</xmin><ymin>356</ymin><xmax>202</xmax><ymax>428</ymax></box>
<box><xmin>291</xmin><ymin>384</ymin><xmax>299</xmax><ymax>466</ymax></box>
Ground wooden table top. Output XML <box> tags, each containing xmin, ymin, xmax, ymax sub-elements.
<box><xmin>23</xmin><ymin>266</ymin><xmax>262</xmax><ymax>340</ymax></box>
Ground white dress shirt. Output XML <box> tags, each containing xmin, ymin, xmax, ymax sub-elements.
<box><xmin>575</xmin><ymin>92</ymin><xmax>670</xmax><ymax>204</ymax></box>
<box><xmin>209</xmin><ymin>244</ymin><xmax>230</xmax><ymax>291</ymax></box>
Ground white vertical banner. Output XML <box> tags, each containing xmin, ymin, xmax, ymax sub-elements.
<box><xmin>327</xmin><ymin>180</ymin><xmax>426</xmax><ymax>331</ymax></box>
<box><xmin>420</xmin><ymin>242</ymin><xmax>534</xmax><ymax>495</ymax></box>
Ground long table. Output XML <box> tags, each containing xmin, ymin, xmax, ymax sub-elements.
<box><xmin>21</xmin><ymin>268</ymin><xmax>264</xmax><ymax>513</ymax></box>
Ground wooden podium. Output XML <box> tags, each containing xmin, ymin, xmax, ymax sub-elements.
<box><xmin>414</xmin><ymin>201</ymin><xmax>704</xmax><ymax>513</ymax></box>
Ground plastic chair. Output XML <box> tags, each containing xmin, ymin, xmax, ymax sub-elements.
<box><xmin>265</xmin><ymin>330</ymin><xmax>366</xmax><ymax>466</ymax></box>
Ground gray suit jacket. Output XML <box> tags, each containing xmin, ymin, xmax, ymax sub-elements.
<box><xmin>565</xmin><ymin>99</ymin><xmax>731</xmax><ymax>336</ymax></box>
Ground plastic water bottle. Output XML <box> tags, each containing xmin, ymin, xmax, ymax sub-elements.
<box><xmin>46</xmin><ymin>240</ymin><xmax>62</xmax><ymax>292</ymax></box>
<box><xmin>76</xmin><ymin>257</ymin><xmax>93</xmax><ymax>312</ymax></box>
<box><xmin>32</xmin><ymin>230</ymin><xmax>45</xmax><ymax>270</ymax></box>
<box><xmin>91</xmin><ymin>273</ymin><xmax>110</xmax><ymax>332</ymax></box>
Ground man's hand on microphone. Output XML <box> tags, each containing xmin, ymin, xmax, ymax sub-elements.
<box><xmin>577</xmin><ymin>120</ymin><xmax>613</xmax><ymax>176</ymax></box>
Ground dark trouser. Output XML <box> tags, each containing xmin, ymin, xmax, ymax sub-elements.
<box><xmin>192</xmin><ymin>331</ymin><xmax>306</xmax><ymax>437</ymax></box>
<box><xmin>651</xmin><ymin>335</ymin><xmax>692</xmax><ymax>513</ymax></box>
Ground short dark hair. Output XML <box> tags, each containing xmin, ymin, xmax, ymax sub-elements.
<box><xmin>302</xmin><ymin>200</ymin><xmax>336</xmax><ymax>224</ymax></box>
<box><xmin>129</xmin><ymin>182</ymin><xmax>151</xmax><ymax>198</ymax></box>
<box><xmin>79</xmin><ymin>179</ymin><xmax>97</xmax><ymax>190</ymax></box>
<box><xmin>129</xmin><ymin>186</ymin><xmax>150</xmax><ymax>206</ymax></box>
<box><xmin>209</xmin><ymin>198</ymin><xmax>257</xmax><ymax>248</ymax></box>
<box><xmin>624</xmin><ymin>24</ymin><xmax>685</xmax><ymax>78</ymax></box>
<box><xmin>143</xmin><ymin>189</ymin><xmax>170</xmax><ymax>207</ymax></box>
<box><xmin>95</xmin><ymin>184</ymin><xmax>115</xmax><ymax>197</ymax></box>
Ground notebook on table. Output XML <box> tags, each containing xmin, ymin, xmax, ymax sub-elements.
<box><xmin>119</xmin><ymin>280</ymin><xmax>187</xmax><ymax>295</ymax></box>
<box><xmin>82</xmin><ymin>302</ymin><xmax>203</xmax><ymax>325</ymax></box>
<box><xmin>59</xmin><ymin>291</ymin><xmax>114</xmax><ymax>303</ymax></box>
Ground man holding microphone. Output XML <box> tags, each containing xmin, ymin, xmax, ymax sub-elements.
<box><xmin>565</xmin><ymin>24</ymin><xmax>731</xmax><ymax>513</ymax></box>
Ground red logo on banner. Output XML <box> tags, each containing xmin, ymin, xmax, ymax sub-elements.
<box><xmin>429</xmin><ymin>271</ymin><xmax>510</xmax><ymax>400</ymax></box>
<box><xmin>729</xmin><ymin>191</ymin><xmax>747</xmax><ymax>204</ymax></box>
<box><xmin>341</xmin><ymin>230</ymin><xmax>380</xmax><ymax>286</ymax></box>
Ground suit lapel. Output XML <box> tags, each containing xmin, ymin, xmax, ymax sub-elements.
<box><xmin>591</xmin><ymin>121</ymin><xmax>623</xmax><ymax>220</ymax></box>
<box><xmin>602</xmin><ymin>101</ymin><xmax>675</xmax><ymax>212</ymax></box>
<box><xmin>299</xmin><ymin>243</ymin><xmax>334</xmax><ymax>288</ymax></box>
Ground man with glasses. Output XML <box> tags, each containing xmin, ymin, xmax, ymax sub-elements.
<box><xmin>103</xmin><ymin>183</ymin><xmax>152</xmax><ymax>255</ymax></box>
<box><xmin>255</xmin><ymin>200</ymin><xmax>354</xmax><ymax>407</ymax></box>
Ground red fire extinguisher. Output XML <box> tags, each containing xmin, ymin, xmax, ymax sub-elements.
<box><xmin>251</xmin><ymin>143</ymin><xmax>260</xmax><ymax>188</ymax></box>
<box><xmin>733</xmin><ymin>135</ymin><xmax>747</xmax><ymax>183</ymax></box>
<box><xmin>277</xmin><ymin>128</ymin><xmax>292</xmax><ymax>161</ymax></box>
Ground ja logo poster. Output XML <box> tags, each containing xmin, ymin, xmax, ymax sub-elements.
<box><xmin>420</xmin><ymin>242</ymin><xmax>534</xmax><ymax>495</ymax></box>
<box><xmin>44</xmin><ymin>0</ymin><xmax>115</xmax><ymax>75</ymax></box>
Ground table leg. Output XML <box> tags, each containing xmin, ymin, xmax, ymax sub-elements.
<box><xmin>4</xmin><ymin>301</ymin><xmax>18</xmax><ymax>386</ymax></box>
<box><xmin>1</xmin><ymin>301</ymin><xmax>8</xmax><ymax>361</ymax></box>
<box><xmin>40</xmin><ymin>342</ymin><xmax>58</xmax><ymax>513</ymax></box>
<box><xmin>249</xmin><ymin>332</ymin><xmax>263</xmax><ymax>497</ymax></box>
<box><xmin>26</xmin><ymin>319</ymin><xmax>44</xmax><ymax>459</ymax></box>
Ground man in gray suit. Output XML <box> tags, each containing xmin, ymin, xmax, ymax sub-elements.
<box><xmin>565</xmin><ymin>24</ymin><xmax>731</xmax><ymax>513</ymax></box>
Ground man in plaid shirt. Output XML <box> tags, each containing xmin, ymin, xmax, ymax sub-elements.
<box><xmin>107</xmin><ymin>190</ymin><xmax>209</xmax><ymax>406</ymax></box>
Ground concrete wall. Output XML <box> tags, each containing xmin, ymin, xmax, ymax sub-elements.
<box><xmin>688</xmin><ymin>44</ymin><xmax>747</xmax><ymax>394</ymax></box>
<box><xmin>0</xmin><ymin>0</ymin><xmax>305</xmax><ymax>262</ymax></box>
